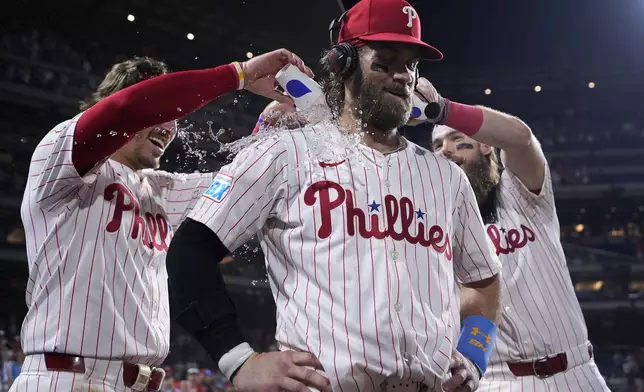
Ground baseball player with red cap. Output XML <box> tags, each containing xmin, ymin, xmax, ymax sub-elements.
<box><xmin>411</xmin><ymin>76</ymin><xmax>611</xmax><ymax>391</ymax></box>
<box><xmin>166</xmin><ymin>1</ymin><xmax>502</xmax><ymax>392</ymax></box>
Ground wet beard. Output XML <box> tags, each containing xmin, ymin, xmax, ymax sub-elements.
<box><xmin>357</xmin><ymin>69</ymin><xmax>412</xmax><ymax>131</ymax></box>
<box><xmin>462</xmin><ymin>155</ymin><xmax>500</xmax><ymax>224</ymax></box>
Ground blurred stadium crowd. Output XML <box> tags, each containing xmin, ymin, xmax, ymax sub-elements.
<box><xmin>2</xmin><ymin>13</ymin><xmax>644</xmax><ymax>392</ymax></box>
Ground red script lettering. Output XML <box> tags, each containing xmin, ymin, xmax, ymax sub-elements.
<box><xmin>486</xmin><ymin>224</ymin><xmax>535</xmax><ymax>255</ymax></box>
<box><xmin>303</xmin><ymin>180</ymin><xmax>452</xmax><ymax>259</ymax></box>
<box><xmin>104</xmin><ymin>183</ymin><xmax>170</xmax><ymax>250</ymax></box>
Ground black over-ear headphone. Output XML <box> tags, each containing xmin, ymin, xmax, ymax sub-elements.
<box><xmin>327</xmin><ymin>11</ymin><xmax>420</xmax><ymax>85</ymax></box>
<box><xmin>327</xmin><ymin>11</ymin><xmax>358</xmax><ymax>77</ymax></box>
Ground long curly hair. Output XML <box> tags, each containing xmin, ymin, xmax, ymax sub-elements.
<box><xmin>79</xmin><ymin>56</ymin><xmax>169</xmax><ymax>111</ymax></box>
<box><xmin>318</xmin><ymin>47</ymin><xmax>367</xmax><ymax>120</ymax></box>
<box><xmin>478</xmin><ymin>149</ymin><xmax>503</xmax><ymax>225</ymax></box>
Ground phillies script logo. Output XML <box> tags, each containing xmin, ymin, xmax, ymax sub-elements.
<box><xmin>104</xmin><ymin>183</ymin><xmax>170</xmax><ymax>251</ymax></box>
<box><xmin>303</xmin><ymin>180</ymin><xmax>452</xmax><ymax>259</ymax></box>
<box><xmin>486</xmin><ymin>224</ymin><xmax>535</xmax><ymax>255</ymax></box>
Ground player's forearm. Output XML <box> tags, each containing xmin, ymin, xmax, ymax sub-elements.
<box><xmin>72</xmin><ymin>64</ymin><xmax>239</xmax><ymax>175</ymax></box>
<box><xmin>456</xmin><ymin>275</ymin><xmax>500</xmax><ymax>375</ymax></box>
<box><xmin>459</xmin><ymin>274</ymin><xmax>500</xmax><ymax>322</ymax></box>
<box><xmin>443</xmin><ymin>101</ymin><xmax>532</xmax><ymax>152</ymax></box>
<box><xmin>443</xmin><ymin>101</ymin><xmax>546</xmax><ymax>190</ymax></box>
<box><xmin>475</xmin><ymin>106</ymin><xmax>533</xmax><ymax>151</ymax></box>
<box><xmin>166</xmin><ymin>218</ymin><xmax>251</xmax><ymax>372</ymax></box>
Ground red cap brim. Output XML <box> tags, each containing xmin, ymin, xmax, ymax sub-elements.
<box><xmin>359</xmin><ymin>33</ymin><xmax>443</xmax><ymax>61</ymax></box>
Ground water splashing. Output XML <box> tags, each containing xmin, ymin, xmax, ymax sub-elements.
<box><xmin>208</xmin><ymin>102</ymin><xmax>369</xmax><ymax>170</ymax></box>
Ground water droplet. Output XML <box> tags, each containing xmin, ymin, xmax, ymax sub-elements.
<box><xmin>123</xmin><ymin>133</ymin><xmax>129</xmax><ymax>137</ymax></box>
<box><xmin>97</xmin><ymin>134</ymin><xmax>102</xmax><ymax>138</ymax></box>
<box><xmin>109</xmin><ymin>131</ymin><xmax>118</xmax><ymax>136</ymax></box>
<box><xmin>177</xmin><ymin>107</ymin><xmax>182</xmax><ymax>112</ymax></box>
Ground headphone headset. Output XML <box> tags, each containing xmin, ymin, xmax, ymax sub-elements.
<box><xmin>327</xmin><ymin>11</ymin><xmax>420</xmax><ymax>85</ymax></box>
<box><xmin>327</xmin><ymin>11</ymin><xmax>358</xmax><ymax>77</ymax></box>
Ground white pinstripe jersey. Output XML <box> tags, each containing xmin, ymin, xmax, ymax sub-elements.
<box><xmin>20</xmin><ymin>114</ymin><xmax>214</xmax><ymax>366</ymax></box>
<box><xmin>188</xmin><ymin>125</ymin><xmax>501</xmax><ymax>392</ymax></box>
<box><xmin>486</xmin><ymin>162</ymin><xmax>588</xmax><ymax>364</ymax></box>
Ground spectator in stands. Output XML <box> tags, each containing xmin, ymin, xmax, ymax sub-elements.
<box><xmin>198</xmin><ymin>369</ymin><xmax>215</xmax><ymax>392</ymax></box>
<box><xmin>6</xmin><ymin>226</ymin><xmax>25</xmax><ymax>245</ymax></box>
<box><xmin>186</xmin><ymin>368</ymin><xmax>205</xmax><ymax>392</ymax></box>
<box><xmin>161</xmin><ymin>374</ymin><xmax>179</xmax><ymax>392</ymax></box>
<box><xmin>1</xmin><ymin>343</ymin><xmax>22</xmax><ymax>390</ymax></box>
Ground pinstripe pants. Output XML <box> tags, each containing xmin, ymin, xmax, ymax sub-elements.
<box><xmin>10</xmin><ymin>354</ymin><xmax>133</xmax><ymax>392</ymax></box>
<box><xmin>478</xmin><ymin>360</ymin><xmax>610</xmax><ymax>392</ymax></box>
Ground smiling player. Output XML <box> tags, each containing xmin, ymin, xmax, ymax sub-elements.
<box><xmin>14</xmin><ymin>49</ymin><xmax>312</xmax><ymax>392</ymax></box>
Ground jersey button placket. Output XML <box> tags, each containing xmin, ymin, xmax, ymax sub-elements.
<box><xmin>386</xmin><ymin>239</ymin><xmax>405</xmax><ymax>371</ymax></box>
<box><xmin>384</xmin><ymin>154</ymin><xmax>393</xmax><ymax>192</ymax></box>
<box><xmin>398</xmin><ymin>259</ymin><xmax>415</xmax><ymax>376</ymax></box>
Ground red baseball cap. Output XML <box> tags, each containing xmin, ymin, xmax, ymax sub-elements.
<box><xmin>338</xmin><ymin>0</ymin><xmax>443</xmax><ymax>61</ymax></box>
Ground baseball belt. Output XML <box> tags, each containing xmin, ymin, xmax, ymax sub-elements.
<box><xmin>506</xmin><ymin>343</ymin><xmax>593</xmax><ymax>379</ymax></box>
<box><xmin>43</xmin><ymin>352</ymin><xmax>165</xmax><ymax>391</ymax></box>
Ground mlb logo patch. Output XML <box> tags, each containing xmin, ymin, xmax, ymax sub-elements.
<box><xmin>204</xmin><ymin>173</ymin><xmax>233</xmax><ymax>203</ymax></box>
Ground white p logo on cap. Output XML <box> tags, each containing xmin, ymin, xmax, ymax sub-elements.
<box><xmin>402</xmin><ymin>6</ymin><xmax>418</xmax><ymax>28</ymax></box>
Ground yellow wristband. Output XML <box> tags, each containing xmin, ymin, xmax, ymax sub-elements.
<box><xmin>231</xmin><ymin>61</ymin><xmax>245</xmax><ymax>90</ymax></box>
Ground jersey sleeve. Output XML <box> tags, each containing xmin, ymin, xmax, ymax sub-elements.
<box><xmin>27</xmin><ymin>115</ymin><xmax>100</xmax><ymax>207</ymax></box>
<box><xmin>153</xmin><ymin>171</ymin><xmax>216</xmax><ymax>229</ymax></box>
<box><xmin>451</xmin><ymin>167</ymin><xmax>502</xmax><ymax>283</ymax></box>
<box><xmin>187</xmin><ymin>137</ymin><xmax>290</xmax><ymax>251</ymax></box>
<box><xmin>500</xmin><ymin>160</ymin><xmax>556</xmax><ymax>222</ymax></box>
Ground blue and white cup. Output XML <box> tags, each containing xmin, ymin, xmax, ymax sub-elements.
<box><xmin>275</xmin><ymin>64</ymin><xmax>324</xmax><ymax>111</ymax></box>
<box><xmin>409</xmin><ymin>93</ymin><xmax>429</xmax><ymax>122</ymax></box>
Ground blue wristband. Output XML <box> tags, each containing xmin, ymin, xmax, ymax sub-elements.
<box><xmin>456</xmin><ymin>315</ymin><xmax>497</xmax><ymax>375</ymax></box>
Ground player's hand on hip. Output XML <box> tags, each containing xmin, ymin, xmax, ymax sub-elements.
<box><xmin>231</xmin><ymin>350</ymin><xmax>332</xmax><ymax>392</ymax></box>
<box><xmin>242</xmin><ymin>49</ymin><xmax>314</xmax><ymax>103</ymax></box>
<box><xmin>442</xmin><ymin>350</ymin><xmax>481</xmax><ymax>392</ymax></box>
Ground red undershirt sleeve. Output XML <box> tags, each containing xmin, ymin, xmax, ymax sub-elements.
<box><xmin>73</xmin><ymin>63</ymin><xmax>239</xmax><ymax>175</ymax></box>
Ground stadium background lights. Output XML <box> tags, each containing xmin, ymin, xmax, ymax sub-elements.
<box><xmin>588</xmin><ymin>81</ymin><xmax>596</xmax><ymax>89</ymax></box>
<box><xmin>187</xmin><ymin>33</ymin><xmax>195</xmax><ymax>40</ymax></box>
<box><xmin>127</xmin><ymin>14</ymin><xmax>135</xmax><ymax>22</ymax></box>
<box><xmin>484</xmin><ymin>88</ymin><xmax>492</xmax><ymax>95</ymax></box>
<box><xmin>534</xmin><ymin>85</ymin><xmax>542</xmax><ymax>92</ymax></box>
<box><xmin>246</xmin><ymin>52</ymin><xmax>254</xmax><ymax>59</ymax></box>
<box><xmin>575</xmin><ymin>223</ymin><xmax>585</xmax><ymax>233</ymax></box>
